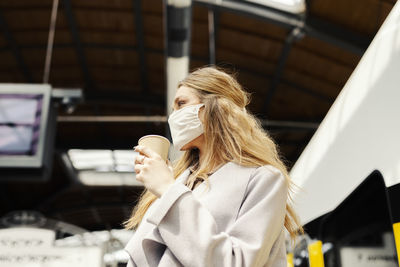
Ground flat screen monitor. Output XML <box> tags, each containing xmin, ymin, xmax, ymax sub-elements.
<box><xmin>0</xmin><ymin>84</ymin><xmax>55</xmax><ymax>181</ymax></box>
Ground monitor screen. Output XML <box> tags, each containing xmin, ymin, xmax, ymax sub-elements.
<box><xmin>0</xmin><ymin>94</ymin><xmax>44</xmax><ymax>156</ymax></box>
<box><xmin>0</xmin><ymin>84</ymin><xmax>52</xmax><ymax>169</ymax></box>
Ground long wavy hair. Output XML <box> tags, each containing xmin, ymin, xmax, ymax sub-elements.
<box><xmin>124</xmin><ymin>66</ymin><xmax>303</xmax><ymax>240</ymax></box>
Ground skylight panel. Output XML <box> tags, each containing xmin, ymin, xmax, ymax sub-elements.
<box><xmin>244</xmin><ymin>0</ymin><xmax>305</xmax><ymax>14</ymax></box>
<box><xmin>66</xmin><ymin>149</ymin><xmax>140</xmax><ymax>186</ymax></box>
<box><xmin>67</xmin><ymin>149</ymin><xmax>138</xmax><ymax>172</ymax></box>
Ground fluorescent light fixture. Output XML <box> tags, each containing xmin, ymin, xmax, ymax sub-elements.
<box><xmin>67</xmin><ymin>149</ymin><xmax>142</xmax><ymax>186</ymax></box>
<box><xmin>243</xmin><ymin>0</ymin><xmax>305</xmax><ymax>14</ymax></box>
<box><xmin>68</xmin><ymin>149</ymin><xmax>136</xmax><ymax>172</ymax></box>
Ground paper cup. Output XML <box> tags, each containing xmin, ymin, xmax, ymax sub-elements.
<box><xmin>138</xmin><ymin>135</ymin><xmax>170</xmax><ymax>161</ymax></box>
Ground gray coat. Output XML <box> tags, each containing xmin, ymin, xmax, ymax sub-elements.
<box><xmin>124</xmin><ymin>162</ymin><xmax>288</xmax><ymax>267</ymax></box>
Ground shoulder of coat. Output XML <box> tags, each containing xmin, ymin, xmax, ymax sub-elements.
<box><xmin>229</xmin><ymin>162</ymin><xmax>281</xmax><ymax>173</ymax></box>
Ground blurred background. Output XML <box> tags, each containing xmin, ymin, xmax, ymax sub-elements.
<box><xmin>0</xmin><ymin>0</ymin><xmax>399</xmax><ymax>266</ymax></box>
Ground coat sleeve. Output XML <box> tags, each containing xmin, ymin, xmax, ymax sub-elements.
<box><xmin>144</xmin><ymin>165</ymin><xmax>288</xmax><ymax>267</ymax></box>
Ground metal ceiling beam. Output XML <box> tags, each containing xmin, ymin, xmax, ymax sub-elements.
<box><xmin>263</xmin><ymin>27</ymin><xmax>304</xmax><ymax>115</ymax></box>
<box><xmin>132</xmin><ymin>0</ymin><xmax>148</xmax><ymax>92</ymax></box>
<box><xmin>57</xmin><ymin>115</ymin><xmax>319</xmax><ymax>130</ymax></box>
<box><xmin>83</xmin><ymin>90</ymin><xmax>165</xmax><ymax>108</ymax></box>
<box><xmin>0</xmin><ymin>10</ymin><xmax>33</xmax><ymax>82</ymax></box>
<box><xmin>57</xmin><ymin>115</ymin><xmax>167</xmax><ymax>123</ymax></box>
<box><xmin>195</xmin><ymin>0</ymin><xmax>303</xmax><ymax>29</ymax></box>
<box><xmin>83</xmin><ymin>100</ymin><xmax>163</xmax><ymax>110</ymax></box>
<box><xmin>62</xmin><ymin>0</ymin><xmax>95</xmax><ymax>89</ymax></box>
<box><xmin>0</xmin><ymin>43</ymin><xmax>163</xmax><ymax>53</ymax></box>
<box><xmin>194</xmin><ymin>0</ymin><xmax>370</xmax><ymax>55</ymax></box>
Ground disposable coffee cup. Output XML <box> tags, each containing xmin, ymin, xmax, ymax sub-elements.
<box><xmin>138</xmin><ymin>135</ymin><xmax>170</xmax><ymax>161</ymax></box>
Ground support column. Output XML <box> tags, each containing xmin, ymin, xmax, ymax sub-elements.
<box><xmin>165</xmin><ymin>0</ymin><xmax>193</xmax><ymax>116</ymax></box>
<box><xmin>164</xmin><ymin>0</ymin><xmax>193</xmax><ymax>159</ymax></box>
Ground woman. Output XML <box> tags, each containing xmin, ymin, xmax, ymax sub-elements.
<box><xmin>124</xmin><ymin>67</ymin><xmax>303</xmax><ymax>267</ymax></box>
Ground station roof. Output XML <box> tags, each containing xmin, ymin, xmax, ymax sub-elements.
<box><xmin>0</xmin><ymin>0</ymin><xmax>396</xmax><ymax>230</ymax></box>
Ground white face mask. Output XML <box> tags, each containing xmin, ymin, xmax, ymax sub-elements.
<box><xmin>168</xmin><ymin>103</ymin><xmax>205</xmax><ymax>151</ymax></box>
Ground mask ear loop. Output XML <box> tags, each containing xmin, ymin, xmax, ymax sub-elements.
<box><xmin>196</xmin><ymin>103</ymin><xmax>205</xmax><ymax>119</ymax></box>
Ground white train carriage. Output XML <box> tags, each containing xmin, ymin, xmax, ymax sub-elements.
<box><xmin>289</xmin><ymin>2</ymin><xmax>400</xmax><ymax>266</ymax></box>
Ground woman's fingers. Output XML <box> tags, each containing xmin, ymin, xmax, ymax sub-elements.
<box><xmin>134</xmin><ymin>154</ymin><xmax>146</xmax><ymax>165</ymax></box>
<box><xmin>134</xmin><ymin>163</ymin><xmax>142</xmax><ymax>174</ymax></box>
<box><xmin>134</xmin><ymin>164</ymin><xmax>145</xmax><ymax>183</ymax></box>
<box><xmin>134</xmin><ymin>145</ymin><xmax>160</xmax><ymax>159</ymax></box>
<box><xmin>134</xmin><ymin>155</ymin><xmax>141</xmax><ymax>165</ymax></box>
<box><xmin>133</xmin><ymin>145</ymin><xmax>174</xmax><ymax>196</ymax></box>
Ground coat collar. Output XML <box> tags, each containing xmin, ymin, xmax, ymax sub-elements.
<box><xmin>180</xmin><ymin>162</ymin><xmax>232</xmax><ymax>186</ymax></box>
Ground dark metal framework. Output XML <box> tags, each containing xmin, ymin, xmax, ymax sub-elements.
<box><xmin>194</xmin><ymin>0</ymin><xmax>370</xmax><ymax>55</ymax></box>
<box><xmin>194</xmin><ymin>0</ymin><xmax>371</xmax><ymax>116</ymax></box>
<box><xmin>1</xmin><ymin>0</ymin><xmax>372</xmax><ymax>124</ymax></box>
<box><xmin>0</xmin><ymin>40</ymin><xmax>336</xmax><ymax>105</ymax></box>
<box><xmin>62</xmin><ymin>0</ymin><xmax>95</xmax><ymax>89</ymax></box>
<box><xmin>263</xmin><ymin>27</ymin><xmax>304</xmax><ymax>115</ymax></box>
<box><xmin>84</xmin><ymin>90</ymin><xmax>165</xmax><ymax>109</ymax></box>
<box><xmin>133</xmin><ymin>0</ymin><xmax>148</xmax><ymax>92</ymax></box>
<box><xmin>0</xmin><ymin>10</ymin><xmax>33</xmax><ymax>82</ymax></box>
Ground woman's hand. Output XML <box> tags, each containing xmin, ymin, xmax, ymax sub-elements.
<box><xmin>134</xmin><ymin>145</ymin><xmax>175</xmax><ymax>198</ymax></box>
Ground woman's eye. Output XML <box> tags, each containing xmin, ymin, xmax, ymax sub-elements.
<box><xmin>177</xmin><ymin>101</ymin><xmax>185</xmax><ymax>107</ymax></box>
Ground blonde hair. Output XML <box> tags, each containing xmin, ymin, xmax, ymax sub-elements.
<box><xmin>124</xmin><ymin>66</ymin><xmax>303</xmax><ymax>240</ymax></box>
